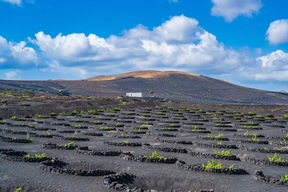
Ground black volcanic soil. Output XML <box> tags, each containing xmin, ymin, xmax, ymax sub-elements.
<box><xmin>1</xmin><ymin>95</ymin><xmax>288</xmax><ymax>192</ymax></box>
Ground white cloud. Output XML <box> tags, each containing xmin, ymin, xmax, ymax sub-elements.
<box><xmin>41</xmin><ymin>61</ymin><xmax>89</xmax><ymax>79</ymax></box>
<box><xmin>34</xmin><ymin>15</ymin><xmax>242</xmax><ymax>77</ymax></box>
<box><xmin>255</xmin><ymin>50</ymin><xmax>288</xmax><ymax>81</ymax></box>
<box><xmin>2</xmin><ymin>0</ymin><xmax>21</xmax><ymax>6</ymax></box>
<box><xmin>35</xmin><ymin>32</ymin><xmax>95</xmax><ymax>61</ymax></box>
<box><xmin>211</xmin><ymin>0</ymin><xmax>262</xmax><ymax>22</ymax></box>
<box><xmin>154</xmin><ymin>15</ymin><xmax>200</xmax><ymax>43</ymax></box>
<box><xmin>11</xmin><ymin>41</ymin><xmax>38</xmax><ymax>65</ymax></box>
<box><xmin>208</xmin><ymin>49</ymin><xmax>288</xmax><ymax>91</ymax></box>
<box><xmin>0</xmin><ymin>37</ymin><xmax>10</xmax><ymax>64</ymax></box>
<box><xmin>0</xmin><ymin>36</ymin><xmax>38</xmax><ymax>67</ymax></box>
<box><xmin>5</xmin><ymin>70</ymin><xmax>21</xmax><ymax>80</ymax></box>
<box><xmin>257</xmin><ymin>50</ymin><xmax>288</xmax><ymax>69</ymax></box>
<box><xmin>266</xmin><ymin>19</ymin><xmax>288</xmax><ymax>45</ymax></box>
<box><xmin>254</xmin><ymin>71</ymin><xmax>288</xmax><ymax>81</ymax></box>
<box><xmin>1</xmin><ymin>15</ymin><xmax>287</xmax><ymax>90</ymax></box>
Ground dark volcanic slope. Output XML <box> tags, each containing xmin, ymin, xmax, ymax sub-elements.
<box><xmin>0</xmin><ymin>80</ymin><xmax>65</xmax><ymax>95</ymax></box>
<box><xmin>62</xmin><ymin>70</ymin><xmax>288</xmax><ymax>104</ymax></box>
<box><xmin>1</xmin><ymin>70</ymin><xmax>288</xmax><ymax>104</ymax></box>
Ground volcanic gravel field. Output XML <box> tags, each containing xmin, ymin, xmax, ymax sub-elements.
<box><xmin>1</xmin><ymin>96</ymin><xmax>288</xmax><ymax>192</ymax></box>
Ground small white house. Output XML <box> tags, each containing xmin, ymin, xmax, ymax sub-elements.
<box><xmin>126</xmin><ymin>92</ymin><xmax>142</xmax><ymax>98</ymax></box>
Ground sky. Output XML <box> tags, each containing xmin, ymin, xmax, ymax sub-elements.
<box><xmin>0</xmin><ymin>0</ymin><xmax>288</xmax><ymax>91</ymax></box>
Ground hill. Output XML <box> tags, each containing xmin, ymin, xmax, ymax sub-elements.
<box><xmin>1</xmin><ymin>70</ymin><xmax>288</xmax><ymax>104</ymax></box>
<box><xmin>86</xmin><ymin>70</ymin><xmax>200</xmax><ymax>81</ymax></box>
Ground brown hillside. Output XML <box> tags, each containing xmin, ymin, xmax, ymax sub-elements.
<box><xmin>86</xmin><ymin>70</ymin><xmax>200</xmax><ymax>81</ymax></box>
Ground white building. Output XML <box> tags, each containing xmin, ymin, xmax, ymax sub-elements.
<box><xmin>126</xmin><ymin>92</ymin><xmax>143</xmax><ymax>98</ymax></box>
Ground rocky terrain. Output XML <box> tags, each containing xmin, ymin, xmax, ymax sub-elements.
<box><xmin>0</xmin><ymin>95</ymin><xmax>288</xmax><ymax>192</ymax></box>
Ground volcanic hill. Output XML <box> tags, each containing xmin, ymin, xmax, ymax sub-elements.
<box><xmin>1</xmin><ymin>70</ymin><xmax>288</xmax><ymax>104</ymax></box>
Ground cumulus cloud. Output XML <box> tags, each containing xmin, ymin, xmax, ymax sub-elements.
<box><xmin>211</xmin><ymin>0</ymin><xmax>262</xmax><ymax>22</ymax></box>
<box><xmin>2</xmin><ymin>0</ymin><xmax>21</xmax><ymax>6</ymax></box>
<box><xmin>154</xmin><ymin>16</ymin><xmax>200</xmax><ymax>43</ymax></box>
<box><xmin>255</xmin><ymin>50</ymin><xmax>288</xmax><ymax>81</ymax></box>
<box><xmin>0</xmin><ymin>36</ymin><xmax>38</xmax><ymax>68</ymax></box>
<box><xmin>208</xmin><ymin>49</ymin><xmax>288</xmax><ymax>91</ymax></box>
<box><xmin>266</xmin><ymin>19</ymin><xmax>288</xmax><ymax>45</ymax></box>
<box><xmin>257</xmin><ymin>50</ymin><xmax>288</xmax><ymax>69</ymax></box>
<box><xmin>33</xmin><ymin>15</ymin><xmax>242</xmax><ymax>78</ymax></box>
<box><xmin>35</xmin><ymin>32</ymin><xmax>98</xmax><ymax>61</ymax></box>
<box><xmin>1</xmin><ymin>14</ymin><xmax>286</xmax><ymax>90</ymax></box>
<box><xmin>11</xmin><ymin>41</ymin><xmax>38</xmax><ymax>65</ymax></box>
<box><xmin>0</xmin><ymin>37</ymin><xmax>10</xmax><ymax>63</ymax></box>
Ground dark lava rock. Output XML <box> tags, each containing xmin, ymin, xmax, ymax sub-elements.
<box><xmin>0</xmin><ymin>148</ymin><xmax>27</xmax><ymax>157</ymax></box>
<box><xmin>193</xmin><ymin>141</ymin><xmax>238</xmax><ymax>149</ymax></box>
<box><xmin>53</xmin><ymin>136</ymin><xmax>89</xmax><ymax>141</ymax></box>
<box><xmin>84</xmin><ymin>132</ymin><xmax>104</xmax><ymax>136</ymax></box>
<box><xmin>1</xmin><ymin>148</ymin><xmax>49</xmax><ymax>162</ymax></box>
<box><xmin>41</xmin><ymin>143</ymin><xmax>78</xmax><ymax>150</ymax></box>
<box><xmin>238</xmin><ymin>146</ymin><xmax>288</xmax><ymax>154</ymax></box>
<box><xmin>253</xmin><ymin>170</ymin><xmax>288</xmax><ymax>186</ymax></box>
<box><xmin>0</xmin><ymin>136</ymin><xmax>32</xmax><ymax>143</ymax></box>
<box><xmin>40</xmin><ymin>158</ymin><xmax>115</xmax><ymax>176</ymax></box>
<box><xmin>231</xmin><ymin>139</ymin><xmax>269</xmax><ymax>144</ymax></box>
<box><xmin>120</xmin><ymin>153</ymin><xmax>177</xmax><ymax>164</ymax></box>
<box><xmin>156</xmin><ymin>128</ymin><xmax>179</xmax><ymax>132</ymax></box>
<box><xmin>104</xmin><ymin>141</ymin><xmax>142</xmax><ymax>147</ymax></box>
<box><xmin>156</xmin><ymin>133</ymin><xmax>177</xmax><ymax>137</ymax></box>
<box><xmin>144</xmin><ymin>145</ymin><xmax>188</xmax><ymax>153</ymax></box>
<box><xmin>116</xmin><ymin>135</ymin><xmax>141</xmax><ymax>139</ymax></box>
<box><xmin>77</xmin><ymin>148</ymin><xmax>122</xmax><ymax>156</ymax></box>
<box><xmin>156</xmin><ymin>138</ymin><xmax>193</xmax><ymax>145</ymax></box>
<box><xmin>176</xmin><ymin>160</ymin><xmax>248</xmax><ymax>175</ymax></box>
<box><xmin>197</xmin><ymin>136</ymin><xmax>229</xmax><ymax>141</ymax></box>
<box><xmin>234</xmin><ymin>134</ymin><xmax>265</xmax><ymax>138</ymax></box>
<box><xmin>244</xmin><ymin>157</ymin><xmax>288</xmax><ymax>166</ymax></box>
<box><xmin>57</xmin><ymin>130</ymin><xmax>75</xmax><ymax>133</ymax></box>
<box><xmin>103</xmin><ymin>173</ymin><xmax>140</xmax><ymax>191</ymax></box>
<box><xmin>189</xmin><ymin>151</ymin><xmax>240</xmax><ymax>161</ymax></box>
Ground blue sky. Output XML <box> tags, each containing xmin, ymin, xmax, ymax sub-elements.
<box><xmin>0</xmin><ymin>0</ymin><xmax>288</xmax><ymax>91</ymax></box>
